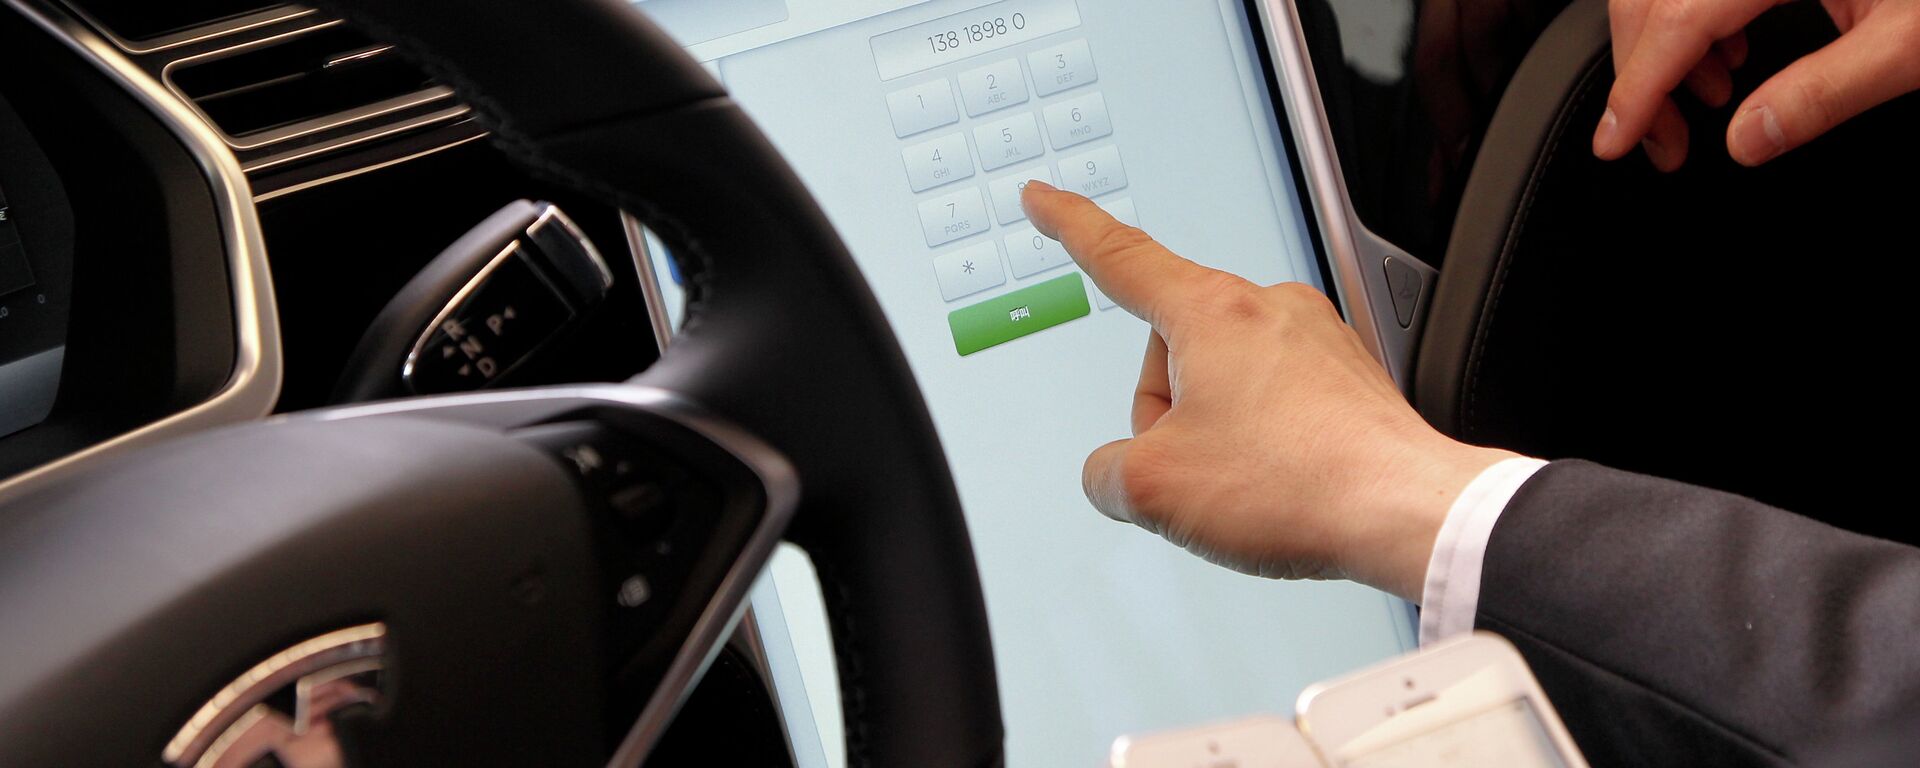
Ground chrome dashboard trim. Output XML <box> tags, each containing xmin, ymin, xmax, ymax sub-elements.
<box><xmin>1255</xmin><ymin>0</ymin><xmax>1399</xmax><ymax>382</ymax></box>
<box><xmin>59</xmin><ymin>3</ymin><xmax>320</xmax><ymax>55</ymax></box>
<box><xmin>250</xmin><ymin>130</ymin><xmax>488</xmax><ymax>202</ymax></box>
<box><xmin>156</xmin><ymin>19</ymin><xmax>461</xmax><ymax>152</ymax></box>
<box><xmin>312</xmin><ymin>384</ymin><xmax>801</xmax><ymax>768</ymax></box>
<box><xmin>238</xmin><ymin>107</ymin><xmax>474</xmax><ymax>174</ymax></box>
<box><xmin>60</xmin><ymin>4</ymin><xmax>475</xmax><ymax>179</ymax></box>
<box><xmin>0</xmin><ymin>0</ymin><xmax>283</xmax><ymax>505</ymax></box>
<box><xmin>217</xmin><ymin>86</ymin><xmax>462</xmax><ymax>152</ymax></box>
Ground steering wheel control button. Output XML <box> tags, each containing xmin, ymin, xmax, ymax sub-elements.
<box><xmin>903</xmin><ymin>132</ymin><xmax>976</xmax><ymax>193</ymax></box>
<box><xmin>407</xmin><ymin>251</ymin><xmax>572</xmax><ymax>395</ymax></box>
<box><xmin>615</xmin><ymin>574</ymin><xmax>653</xmax><ymax>608</ymax></box>
<box><xmin>948</xmin><ymin>272</ymin><xmax>1092</xmax><ymax>355</ymax></box>
<box><xmin>1042</xmin><ymin>90</ymin><xmax>1114</xmax><ymax>151</ymax></box>
<box><xmin>514</xmin><ymin>420</ymin><xmax>706</xmax><ymax>544</ymax></box>
<box><xmin>973</xmin><ymin>112</ymin><xmax>1045</xmax><ymax>172</ymax></box>
<box><xmin>520</xmin><ymin>422</ymin><xmax>679</xmax><ymax>486</ymax></box>
<box><xmin>1057</xmin><ymin>144</ymin><xmax>1128</xmax><ymax>198</ymax></box>
<box><xmin>988</xmin><ymin>165</ymin><xmax>1055</xmax><ymax>225</ymax></box>
<box><xmin>508</xmin><ymin>416</ymin><xmax>752</xmax><ymax>669</ymax></box>
<box><xmin>610</xmin><ymin>481</ymin><xmax>678</xmax><ymax>537</ymax></box>
<box><xmin>933</xmin><ymin>240</ymin><xmax>1007</xmax><ymax>301</ymax></box>
<box><xmin>957</xmin><ymin>57</ymin><xmax>1029</xmax><ymax>117</ymax></box>
<box><xmin>919</xmin><ymin>187</ymin><xmax>992</xmax><ymax>247</ymax></box>
<box><xmin>1028</xmin><ymin>38</ymin><xmax>1099</xmax><ymax>97</ymax></box>
<box><xmin>1383</xmin><ymin>256</ymin><xmax>1424</xmax><ymax>328</ymax></box>
<box><xmin>1004</xmin><ymin>226</ymin><xmax>1071</xmax><ymax>279</ymax></box>
<box><xmin>886</xmin><ymin>78</ymin><xmax>961</xmax><ymax>138</ymax></box>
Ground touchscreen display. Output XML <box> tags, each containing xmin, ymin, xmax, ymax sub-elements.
<box><xmin>636</xmin><ymin>1</ymin><xmax>1415</xmax><ymax>763</ymax></box>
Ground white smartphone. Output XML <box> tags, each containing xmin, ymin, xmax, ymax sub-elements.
<box><xmin>1110</xmin><ymin>715</ymin><xmax>1324</xmax><ymax>768</ymax></box>
<box><xmin>1295</xmin><ymin>632</ymin><xmax>1588</xmax><ymax>768</ymax></box>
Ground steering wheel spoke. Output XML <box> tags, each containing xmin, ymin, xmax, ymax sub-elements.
<box><xmin>2</xmin><ymin>0</ymin><xmax>1003</xmax><ymax>763</ymax></box>
<box><xmin>320</xmin><ymin>385</ymin><xmax>798</xmax><ymax>764</ymax></box>
<box><xmin>0</xmin><ymin>384</ymin><xmax>793</xmax><ymax>767</ymax></box>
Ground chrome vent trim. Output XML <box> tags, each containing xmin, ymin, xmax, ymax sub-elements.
<box><xmin>52</xmin><ymin>1</ymin><xmax>484</xmax><ymax>185</ymax></box>
<box><xmin>158</xmin><ymin>18</ymin><xmax>466</xmax><ymax>152</ymax></box>
<box><xmin>59</xmin><ymin>4</ymin><xmax>320</xmax><ymax>55</ymax></box>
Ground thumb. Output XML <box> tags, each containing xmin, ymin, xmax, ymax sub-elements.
<box><xmin>1727</xmin><ymin>18</ymin><xmax>1920</xmax><ymax>166</ymax></box>
<box><xmin>1082</xmin><ymin>438</ymin><xmax>1141</xmax><ymax>526</ymax></box>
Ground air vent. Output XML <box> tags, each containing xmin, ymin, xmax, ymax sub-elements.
<box><xmin>169</xmin><ymin>24</ymin><xmax>447</xmax><ymax>145</ymax></box>
<box><xmin>78</xmin><ymin>0</ymin><xmax>282</xmax><ymax>42</ymax></box>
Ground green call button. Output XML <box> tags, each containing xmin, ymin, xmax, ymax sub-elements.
<box><xmin>948</xmin><ymin>273</ymin><xmax>1091</xmax><ymax>356</ymax></box>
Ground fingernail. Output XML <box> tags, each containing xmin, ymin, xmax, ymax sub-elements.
<box><xmin>1593</xmin><ymin>107</ymin><xmax>1620</xmax><ymax>157</ymax></box>
<box><xmin>1024</xmin><ymin>179</ymin><xmax>1055</xmax><ymax>193</ymax></box>
<box><xmin>1730</xmin><ymin>105</ymin><xmax>1785</xmax><ymax>165</ymax></box>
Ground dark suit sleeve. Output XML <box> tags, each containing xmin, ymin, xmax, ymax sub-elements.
<box><xmin>1473</xmin><ymin>460</ymin><xmax>1920</xmax><ymax>768</ymax></box>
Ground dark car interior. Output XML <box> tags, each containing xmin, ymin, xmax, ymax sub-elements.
<box><xmin>1302</xmin><ymin>0</ymin><xmax>1920</xmax><ymax>542</ymax></box>
<box><xmin>1</xmin><ymin>0</ymin><xmax>1914</xmax><ymax>765</ymax></box>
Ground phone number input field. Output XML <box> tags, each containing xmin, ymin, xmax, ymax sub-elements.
<box><xmin>869</xmin><ymin>0</ymin><xmax>1081</xmax><ymax>80</ymax></box>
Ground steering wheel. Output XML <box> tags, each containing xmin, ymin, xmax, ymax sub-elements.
<box><xmin>0</xmin><ymin>1</ymin><xmax>1003</xmax><ymax>766</ymax></box>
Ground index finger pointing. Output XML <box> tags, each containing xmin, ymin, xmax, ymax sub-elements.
<box><xmin>1020</xmin><ymin>181</ymin><xmax>1236</xmax><ymax>328</ymax></box>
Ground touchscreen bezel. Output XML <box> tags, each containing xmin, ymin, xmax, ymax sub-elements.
<box><xmin>1250</xmin><ymin>0</ymin><xmax>1424</xmax><ymax>386</ymax></box>
<box><xmin>1232</xmin><ymin>0</ymin><xmax>1342</xmax><ymax>305</ymax></box>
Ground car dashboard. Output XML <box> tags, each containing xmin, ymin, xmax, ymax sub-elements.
<box><xmin>0</xmin><ymin>1</ymin><xmax>665</xmax><ymax>480</ymax></box>
<box><xmin>0</xmin><ymin>1</ymin><xmax>1432</xmax><ymax>765</ymax></box>
<box><xmin>0</xmin><ymin>1</ymin><xmax>821</xmax><ymax>761</ymax></box>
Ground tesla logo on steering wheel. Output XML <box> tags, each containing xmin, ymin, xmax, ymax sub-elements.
<box><xmin>162</xmin><ymin>623</ymin><xmax>387</xmax><ymax>768</ymax></box>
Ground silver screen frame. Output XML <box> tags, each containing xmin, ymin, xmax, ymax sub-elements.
<box><xmin>1252</xmin><ymin>0</ymin><xmax>1437</xmax><ymax>391</ymax></box>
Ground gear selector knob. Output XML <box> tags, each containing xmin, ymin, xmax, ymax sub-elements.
<box><xmin>334</xmin><ymin>200</ymin><xmax>613</xmax><ymax>402</ymax></box>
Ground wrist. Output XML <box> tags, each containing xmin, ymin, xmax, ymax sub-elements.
<box><xmin>1335</xmin><ymin>435</ymin><xmax>1516</xmax><ymax>602</ymax></box>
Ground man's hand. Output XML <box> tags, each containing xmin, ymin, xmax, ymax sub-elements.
<box><xmin>1596</xmin><ymin>0</ymin><xmax>1920</xmax><ymax>170</ymax></box>
<box><xmin>1022</xmin><ymin>182</ymin><xmax>1514</xmax><ymax>602</ymax></box>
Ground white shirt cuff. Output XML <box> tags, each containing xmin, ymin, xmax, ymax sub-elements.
<box><xmin>1418</xmin><ymin>457</ymin><xmax>1549</xmax><ymax>646</ymax></box>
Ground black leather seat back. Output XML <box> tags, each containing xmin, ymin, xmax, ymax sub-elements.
<box><xmin>1418</xmin><ymin>0</ymin><xmax>1920</xmax><ymax>542</ymax></box>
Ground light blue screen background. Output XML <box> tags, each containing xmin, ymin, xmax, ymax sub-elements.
<box><xmin>638</xmin><ymin>1</ymin><xmax>1417</xmax><ymax>765</ymax></box>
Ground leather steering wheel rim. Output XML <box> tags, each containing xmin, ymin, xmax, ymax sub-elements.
<box><xmin>306</xmin><ymin>2</ymin><xmax>1006</xmax><ymax>765</ymax></box>
<box><xmin>318</xmin><ymin>1</ymin><xmax>1004</xmax><ymax>764</ymax></box>
<box><xmin>0</xmin><ymin>0</ymin><xmax>1005</xmax><ymax>765</ymax></box>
